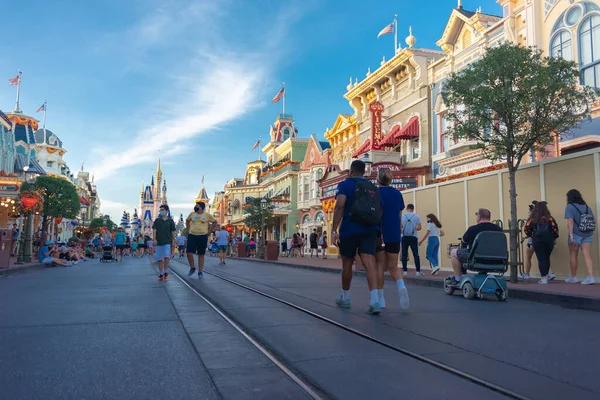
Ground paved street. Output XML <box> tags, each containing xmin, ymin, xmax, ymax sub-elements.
<box><xmin>2</xmin><ymin>255</ymin><xmax>600</xmax><ymax>400</ymax></box>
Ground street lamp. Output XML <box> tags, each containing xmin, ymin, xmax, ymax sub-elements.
<box><xmin>16</xmin><ymin>166</ymin><xmax>40</xmax><ymax>264</ymax></box>
<box><xmin>360</xmin><ymin>153</ymin><xmax>374</xmax><ymax>177</ymax></box>
<box><xmin>258</xmin><ymin>198</ymin><xmax>267</xmax><ymax>259</ymax></box>
<box><xmin>80</xmin><ymin>203</ymin><xmax>88</xmax><ymax>239</ymax></box>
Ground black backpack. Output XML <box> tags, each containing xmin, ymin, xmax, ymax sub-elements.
<box><xmin>534</xmin><ymin>219</ymin><xmax>554</xmax><ymax>244</ymax></box>
<box><xmin>570</xmin><ymin>204</ymin><xmax>596</xmax><ymax>233</ymax></box>
<box><xmin>349</xmin><ymin>178</ymin><xmax>381</xmax><ymax>226</ymax></box>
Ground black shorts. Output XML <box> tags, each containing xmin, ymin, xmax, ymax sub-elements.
<box><xmin>138</xmin><ymin>244</ymin><xmax>146</xmax><ymax>249</ymax></box>
<box><xmin>187</xmin><ymin>234</ymin><xmax>208</xmax><ymax>255</ymax></box>
<box><xmin>338</xmin><ymin>231</ymin><xmax>377</xmax><ymax>258</ymax></box>
<box><xmin>116</xmin><ymin>244</ymin><xmax>126</xmax><ymax>250</ymax></box>
<box><xmin>376</xmin><ymin>242</ymin><xmax>400</xmax><ymax>254</ymax></box>
<box><xmin>310</xmin><ymin>242</ymin><xmax>318</xmax><ymax>249</ymax></box>
<box><xmin>178</xmin><ymin>245</ymin><xmax>185</xmax><ymax>252</ymax></box>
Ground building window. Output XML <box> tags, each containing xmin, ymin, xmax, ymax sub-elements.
<box><xmin>303</xmin><ymin>183</ymin><xmax>309</xmax><ymax>201</ymax></box>
<box><xmin>462</xmin><ymin>30</ymin><xmax>472</xmax><ymax>49</ymax></box>
<box><xmin>47</xmin><ymin>161</ymin><xmax>53</xmax><ymax>168</ymax></box>
<box><xmin>439</xmin><ymin>112</ymin><xmax>450</xmax><ymax>152</ymax></box>
<box><xmin>282</xmin><ymin>128</ymin><xmax>290</xmax><ymax>141</ymax></box>
<box><xmin>410</xmin><ymin>139</ymin><xmax>420</xmax><ymax>160</ymax></box>
<box><xmin>580</xmin><ymin>14</ymin><xmax>600</xmax><ymax>88</ymax></box>
<box><xmin>550</xmin><ymin>30</ymin><xmax>573</xmax><ymax>60</ymax></box>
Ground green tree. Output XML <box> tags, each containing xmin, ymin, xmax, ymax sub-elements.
<box><xmin>243</xmin><ymin>197</ymin><xmax>277</xmax><ymax>234</ymax></box>
<box><xmin>89</xmin><ymin>215</ymin><xmax>117</xmax><ymax>232</ymax></box>
<box><xmin>22</xmin><ymin>176</ymin><xmax>81</xmax><ymax>241</ymax></box>
<box><xmin>442</xmin><ymin>43</ymin><xmax>597</xmax><ymax>282</ymax></box>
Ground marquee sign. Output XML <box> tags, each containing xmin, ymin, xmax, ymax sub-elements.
<box><xmin>0</xmin><ymin>184</ymin><xmax>19</xmax><ymax>192</ymax></box>
<box><xmin>322</xmin><ymin>185</ymin><xmax>338</xmax><ymax>198</ymax></box>
<box><xmin>370</xmin><ymin>101</ymin><xmax>384</xmax><ymax>151</ymax></box>
<box><xmin>371</xmin><ymin>162</ymin><xmax>403</xmax><ymax>173</ymax></box>
<box><xmin>368</xmin><ymin>178</ymin><xmax>418</xmax><ymax>191</ymax></box>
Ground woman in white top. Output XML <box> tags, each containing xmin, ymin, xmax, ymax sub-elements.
<box><xmin>419</xmin><ymin>213</ymin><xmax>443</xmax><ymax>275</ymax></box>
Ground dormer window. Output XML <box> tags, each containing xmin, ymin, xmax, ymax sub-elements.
<box><xmin>282</xmin><ymin>127</ymin><xmax>290</xmax><ymax>141</ymax></box>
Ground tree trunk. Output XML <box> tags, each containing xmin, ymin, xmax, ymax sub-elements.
<box><xmin>41</xmin><ymin>215</ymin><xmax>48</xmax><ymax>243</ymax></box>
<box><xmin>508</xmin><ymin>168</ymin><xmax>519</xmax><ymax>283</ymax></box>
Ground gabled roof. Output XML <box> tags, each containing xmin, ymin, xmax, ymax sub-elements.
<box><xmin>436</xmin><ymin>7</ymin><xmax>502</xmax><ymax>53</ymax></box>
<box><xmin>324</xmin><ymin>114</ymin><xmax>356</xmax><ymax>140</ymax></box>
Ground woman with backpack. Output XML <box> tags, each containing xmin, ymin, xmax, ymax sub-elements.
<box><xmin>565</xmin><ymin>189</ymin><xmax>596</xmax><ymax>285</ymax></box>
<box><xmin>524</xmin><ymin>201</ymin><xmax>559</xmax><ymax>284</ymax></box>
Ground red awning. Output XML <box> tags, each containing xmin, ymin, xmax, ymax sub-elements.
<box><xmin>396</xmin><ymin>116</ymin><xmax>420</xmax><ymax>140</ymax></box>
<box><xmin>79</xmin><ymin>196</ymin><xmax>91</xmax><ymax>206</ymax></box>
<box><xmin>379</xmin><ymin>125</ymin><xmax>402</xmax><ymax>147</ymax></box>
<box><xmin>352</xmin><ymin>139</ymin><xmax>371</xmax><ymax>158</ymax></box>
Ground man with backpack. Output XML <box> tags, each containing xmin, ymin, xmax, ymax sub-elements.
<box><xmin>401</xmin><ymin>204</ymin><xmax>422</xmax><ymax>276</ymax></box>
<box><xmin>331</xmin><ymin>160</ymin><xmax>383</xmax><ymax>315</ymax></box>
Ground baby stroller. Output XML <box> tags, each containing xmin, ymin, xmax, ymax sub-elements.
<box><xmin>100</xmin><ymin>245</ymin><xmax>115</xmax><ymax>263</ymax></box>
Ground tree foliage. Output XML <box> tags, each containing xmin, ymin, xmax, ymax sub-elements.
<box><xmin>442</xmin><ymin>43</ymin><xmax>596</xmax><ymax>171</ymax></box>
<box><xmin>89</xmin><ymin>215</ymin><xmax>117</xmax><ymax>232</ymax></box>
<box><xmin>243</xmin><ymin>197</ymin><xmax>277</xmax><ymax>233</ymax></box>
<box><xmin>33</xmin><ymin>176</ymin><xmax>81</xmax><ymax>219</ymax></box>
<box><xmin>441</xmin><ymin>43</ymin><xmax>597</xmax><ymax>281</ymax></box>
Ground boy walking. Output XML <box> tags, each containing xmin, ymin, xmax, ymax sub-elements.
<box><xmin>153</xmin><ymin>204</ymin><xmax>176</xmax><ymax>281</ymax></box>
<box><xmin>401</xmin><ymin>204</ymin><xmax>422</xmax><ymax>276</ymax></box>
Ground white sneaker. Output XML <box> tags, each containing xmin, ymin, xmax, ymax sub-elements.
<box><xmin>547</xmin><ymin>273</ymin><xmax>556</xmax><ymax>281</ymax></box>
<box><xmin>403</xmin><ymin>271</ymin><xmax>408</xmax><ymax>276</ymax></box>
<box><xmin>398</xmin><ymin>287</ymin><xmax>410</xmax><ymax>309</ymax></box>
<box><xmin>538</xmin><ymin>277</ymin><xmax>548</xmax><ymax>285</ymax></box>
<box><xmin>416</xmin><ymin>271</ymin><xmax>425</xmax><ymax>276</ymax></box>
<box><xmin>379</xmin><ymin>295</ymin><xmax>386</xmax><ymax>309</ymax></box>
<box><xmin>519</xmin><ymin>273</ymin><xmax>530</xmax><ymax>280</ymax></box>
<box><xmin>431</xmin><ymin>266</ymin><xmax>440</xmax><ymax>275</ymax></box>
<box><xmin>565</xmin><ymin>276</ymin><xmax>580</xmax><ymax>283</ymax></box>
<box><xmin>581</xmin><ymin>277</ymin><xmax>596</xmax><ymax>285</ymax></box>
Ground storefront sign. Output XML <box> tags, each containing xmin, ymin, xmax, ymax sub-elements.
<box><xmin>441</xmin><ymin>159</ymin><xmax>492</xmax><ymax>177</ymax></box>
<box><xmin>0</xmin><ymin>184</ymin><xmax>20</xmax><ymax>197</ymax></box>
<box><xmin>322</xmin><ymin>185</ymin><xmax>338</xmax><ymax>198</ymax></box>
<box><xmin>372</xmin><ymin>162</ymin><xmax>403</xmax><ymax>173</ymax></box>
<box><xmin>370</xmin><ymin>102</ymin><xmax>384</xmax><ymax>151</ymax></box>
<box><xmin>369</xmin><ymin>178</ymin><xmax>417</xmax><ymax>190</ymax></box>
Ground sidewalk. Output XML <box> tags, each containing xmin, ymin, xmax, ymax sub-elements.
<box><xmin>0</xmin><ymin>257</ymin><xmax>45</xmax><ymax>276</ymax></box>
<box><xmin>230</xmin><ymin>254</ymin><xmax>600</xmax><ymax>311</ymax></box>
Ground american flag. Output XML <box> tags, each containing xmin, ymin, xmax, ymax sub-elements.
<box><xmin>36</xmin><ymin>103</ymin><xmax>46</xmax><ymax>113</ymax></box>
<box><xmin>377</xmin><ymin>22</ymin><xmax>394</xmax><ymax>38</ymax></box>
<box><xmin>8</xmin><ymin>74</ymin><xmax>20</xmax><ymax>86</ymax></box>
<box><xmin>271</xmin><ymin>86</ymin><xmax>285</xmax><ymax>103</ymax></box>
<box><xmin>251</xmin><ymin>139</ymin><xmax>260</xmax><ymax>151</ymax></box>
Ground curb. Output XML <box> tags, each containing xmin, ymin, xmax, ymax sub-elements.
<box><xmin>230</xmin><ymin>257</ymin><xmax>600</xmax><ymax>312</ymax></box>
<box><xmin>0</xmin><ymin>262</ymin><xmax>46</xmax><ymax>277</ymax></box>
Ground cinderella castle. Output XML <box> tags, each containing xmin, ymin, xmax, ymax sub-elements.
<box><xmin>119</xmin><ymin>158</ymin><xmax>168</xmax><ymax>237</ymax></box>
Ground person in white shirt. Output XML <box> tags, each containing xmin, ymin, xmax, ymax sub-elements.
<box><xmin>419</xmin><ymin>213</ymin><xmax>444</xmax><ymax>275</ymax></box>
<box><xmin>400</xmin><ymin>204</ymin><xmax>422</xmax><ymax>276</ymax></box>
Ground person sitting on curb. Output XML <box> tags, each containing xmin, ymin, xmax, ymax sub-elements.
<box><xmin>39</xmin><ymin>241</ymin><xmax>72</xmax><ymax>267</ymax></box>
<box><xmin>449</xmin><ymin>208</ymin><xmax>502</xmax><ymax>284</ymax></box>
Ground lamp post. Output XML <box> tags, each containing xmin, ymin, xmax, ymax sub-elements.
<box><xmin>258</xmin><ymin>198</ymin><xmax>267</xmax><ymax>259</ymax></box>
<box><xmin>360</xmin><ymin>153</ymin><xmax>374</xmax><ymax>177</ymax></box>
<box><xmin>80</xmin><ymin>203</ymin><xmax>88</xmax><ymax>239</ymax></box>
<box><xmin>16</xmin><ymin>166</ymin><xmax>39</xmax><ymax>264</ymax></box>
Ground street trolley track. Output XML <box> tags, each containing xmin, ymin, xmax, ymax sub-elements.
<box><xmin>171</xmin><ymin>260</ymin><xmax>532</xmax><ymax>400</ymax></box>
<box><xmin>167</xmin><ymin>266</ymin><xmax>325</xmax><ymax>400</ymax></box>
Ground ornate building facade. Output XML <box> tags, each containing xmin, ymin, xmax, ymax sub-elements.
<box><xmin>297</xmin><ymin>135</ymin><xmax>330</xmax><ymax>238</ymax></box>
<box><xmin>138</xmin><ymin>158</ymin><xmax>168</xmax><ymax>236</ymax></box>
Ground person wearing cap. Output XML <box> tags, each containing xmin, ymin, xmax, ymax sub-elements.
<box><xmin>39</xmin><ymin>241</ymin><xmax>71</xmax><ymax>267</ymax></box>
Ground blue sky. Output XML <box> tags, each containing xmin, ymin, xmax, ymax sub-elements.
<box><xmin>0</xmin><ymin>0</ymin><xmax>501</xmax><ymax>221</ymax></box>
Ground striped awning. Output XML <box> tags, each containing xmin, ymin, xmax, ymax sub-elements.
<box><xmin>352</xmin><ymin>139</ymin><xmax>371</xmax><ymax>158</ymax></box>
<box><xmin>379</xmin><ymin>116</ymin><xmax>420</xmax><ymax>147</ymax></box>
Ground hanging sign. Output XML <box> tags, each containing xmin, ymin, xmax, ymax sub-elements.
<box><xmin>370</xmin><ymin>101</ymin><xmax>384</xmax><ymax>151</ymax></box>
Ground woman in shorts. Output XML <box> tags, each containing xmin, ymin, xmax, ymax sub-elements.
<box><xmin>138</xmin><ymin>236</ymin><xmax>146</xmax><ymax>256</ymax></box>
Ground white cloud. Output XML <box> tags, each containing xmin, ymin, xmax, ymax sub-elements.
<box><xmin>99</xmin><ymin>199</ymin><xmax>127</xmax><ymax>221</ymax></box>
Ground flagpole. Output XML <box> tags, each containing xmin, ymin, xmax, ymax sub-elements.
<box><xmin>258</xmin><ymin>136</ymin><xmax>262</xmax><ymax>161</ymax></box>
<box><xmin>282</xmin><ymin>82</ymin><xmax>286</xmax><ymax>115</ymax></box>
<box><xmin>43</xmin><ymin>100</ymin><xmax>47</xmax><ymax>130</ymax></box>
<box><xmin>14</xmin><ymin>70</ymin><xmax>22</xmax><ymax>114</ymax></box>
<box><xmin>394</xmin><ymin>15</ymin><xmax>398</xmax><ymax>54</ymax></box>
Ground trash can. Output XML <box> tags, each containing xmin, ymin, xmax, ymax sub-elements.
<box><xmin>265</xmin><ymin>240</ymin><xmax>279</xmax><ymax>261</ymax></box>
<box><xmin>0</xmin><ymin>229</ymin><xmax>12</xmax><ymax>268</ymax></box>
<box><xmin>236</xmin><ymin>242</ymin><xmax>247</xmax><ymax>257</ymax></box>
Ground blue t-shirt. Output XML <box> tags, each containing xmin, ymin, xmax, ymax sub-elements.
<box><xmin>380</xmin><ymin>186</ymin><xmax>405</xmax><ymax>243</ymax></box>
<box><xmin>39</xmin><ymin>246</ymin><xmax>49</xmax><ymax>263</ymax></box>
<box><xmin>336</xmin><ymin>177</ymin><xmax>381</xmax><ymax>237</ymax></box>
<box><xmin>216</xmin><ymin>230</ymin><xmax>229</xmax><ymax>246</ymax></box>
<box><xmin>115</xmin><ymin>232</ymin><xmax>126</xmax><ymax>245</ymax></box>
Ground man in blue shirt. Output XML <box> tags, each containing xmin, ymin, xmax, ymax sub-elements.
<box><xmin>114</xmin><ymin>228</ymin><xmax>127</xmax><ymax>262</ymax></box>
<box><xmin>331</xmin><ymin>160</ymin><xmax>382</xmax><ymax>314</ymax></box>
